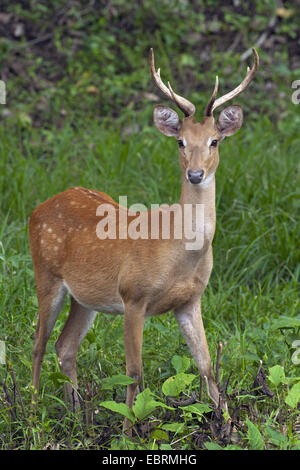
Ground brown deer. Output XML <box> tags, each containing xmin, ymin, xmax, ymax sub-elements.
<box><xmin>29</xmin><ymin>48</ymin><xmax>259</xmax><ymax>433</ymax></box>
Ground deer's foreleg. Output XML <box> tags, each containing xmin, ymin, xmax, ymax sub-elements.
<box><xmin>175</xmin><ymin>300</ymin><xmax>225</xmax><ymax>410</ymax></box>
<box><xmin>123</xmin><ymin>301</ymin><xmax>146</xmax><ymax>435</ymax></box>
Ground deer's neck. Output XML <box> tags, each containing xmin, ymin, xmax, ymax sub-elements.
<box><xmin>178</xmin><ymin>173</ymin><xmax>216</xmax><ymax>252</ymax></box>
<box><xmin>179</xmin><ymin>173</ymin><xmax>216</xmax><ymax>209</ymax></box>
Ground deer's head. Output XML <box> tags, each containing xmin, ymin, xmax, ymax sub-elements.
<box><xmin>150</xmin><ymin>48</ymin><xmax>259</xmax><ymax>186</ymax></box>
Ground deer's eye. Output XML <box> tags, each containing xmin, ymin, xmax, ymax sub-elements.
<box><xmin>210</xmin><ymin>139</ymin><xmax>218</xmax><ymax>147</ymax></box>
<box><xmin>177</xmin><ymin>138</ymin><xmax>186</xmax><ymax>148</ymax></box>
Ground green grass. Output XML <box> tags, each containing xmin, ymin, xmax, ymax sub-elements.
<box><xmin>0</xmin><ymin>106</ymin><xmax>299</xmax><ymax>449</ymax></box>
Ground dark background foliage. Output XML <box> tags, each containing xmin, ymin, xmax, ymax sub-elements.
<box><xmin>0</xmin><ymin>0</ymin><xmax>299</xmax><ymax>125</ymax></box>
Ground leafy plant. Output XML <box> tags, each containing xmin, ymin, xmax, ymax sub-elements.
<box><xmin>268</xmin><ymin>364</ymin><xmax>300</xmax><ymax>409</ymax></box>
<box><xmin>162</xmin><ymin>373</ymin><xmax>196</xmax><ymax>398</ymax></box>
<box><xmin>268</xmin><ymin>365</ymin><xmax>287</xmax><ymax>387</ymax></box>
<box><xmin>100</xmin><ymin>387</ymin><xmax>174</xmax><ymax>427</ymax></box>
<box><xmin>246</xmin><ymin>419</ymin><xmax>264</xmax><ymax>450</ymax></box>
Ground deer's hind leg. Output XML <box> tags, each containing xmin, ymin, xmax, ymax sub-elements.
<box><xmin>32</xmin><ymin>271</ymin><xmax>67</xmax><ymax>396</ymax></box>
<box><xmin>55</xmin><ymin>296</ymin><xmax>97</xmax><ymax>409</ymax></box>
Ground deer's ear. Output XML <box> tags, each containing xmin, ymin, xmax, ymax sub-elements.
<box><xmin>217</xmin><ymin>105</ymin><xmax>243</xmax><ymax>137</ymax></box>
<box><xmin>153</xmin><ymin>106</ymin><xmax>182</xmax><ymax>137</ymax></box>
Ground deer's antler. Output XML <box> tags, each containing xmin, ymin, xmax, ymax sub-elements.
<box><xmin>205</xmin><ymin>48</ymin><xmax>259</xmax><ymax>117</ymax></box>
<box><xmin>150</xmin><ymin>48</ymin><xmax>195</xmax><ymax>118</ymax></box>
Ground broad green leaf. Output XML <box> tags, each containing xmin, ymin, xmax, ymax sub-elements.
<box><xmin>159</xmin><ymin>444</ymin><xmax>172</xmax><ymax>450</ymax></box>
<box><xmin>179</xmin><ymin>403</ymin><xmax>212</xmax><ymax>416</ymax></box>
<box><xmin>268</xmin><ymin>365</ymin><xmax>286</xmax><ymax>386</ymax></box>
<box><xmin>150</xmin><ymin>429</ymin><xmax>169</xmax><ymax>442</ymax></box>
<box><xmin>171</xmin><ymin>355</ymin><xmax>191</xmax><ymax>374</ymax></box>
<box><xmin>133</xmin><ymin>388</ymin><xmax>164</xmax><ymax>421</ymax></box>
<box><xmin>161</xmin><ymin>422</ymin><xmax>185</xmax><ymax>433</ymax></box>
<box><xmin>264</xmin><ymin>426</ymin><xmax>289</xmax><ymax>449</ymax></box>
<box><xmin>162</xmin><ymin>373</ymin><xmax>196</xmax><ymax>397</ymax></box>
<box><xmin>100</xmin><ymin>401</ymin><xmax>135</xmax><ymax>423</ymax></box>
<box><xmin>101</xmin><ymin>374</ymin><xmax>136</xmax><ymax>390</ymax></box>
<box><xmin>271</xmin><ymin>316</ymin><xmax>300</xmax><ymax>330</ymax></box>
<box><xmin>205</xmin><ymin>442</ymin><xmax>223</xmax><ymax>450</ymax></box>
<box><xmin>246</xmin><ymin>419</ymin><xmax>264</xmax><ymax>450</ymax></box>
<box><xmin>285</xmin><ymin>381</ymin><xmax>300</xmax><ymax>408</ymax></box>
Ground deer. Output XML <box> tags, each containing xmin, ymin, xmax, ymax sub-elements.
<box><xmin>29</xmin><ymin>48</ymin><xmax>259</xmax><ymax>434</ymax></box>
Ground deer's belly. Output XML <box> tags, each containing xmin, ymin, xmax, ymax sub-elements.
<box><xmin>145</xmin><ymin>280</ymin><xmax>202</xmax><ymax>316</ymax></box>
<box><xmin>63</xmin><ymin>280</ymin><xmax>124</xmax><ymax>314</ymax></box>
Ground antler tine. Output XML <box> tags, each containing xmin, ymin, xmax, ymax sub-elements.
<box><xmin>205</xmin><ymin>48</ymin><xmax>259</xmax><ymax>116</ymax></box>
<box><xmin>150</xmin><ymin>48</ymin><xmax>195</xmax><ymax>118</ymax></box>
<box><xmin>204</xmin><ymin>75</ymin><xmax>219</xmax><ymax>117</ymax></box>
<box><xmin>150</xmin><ymin>48</ymin><xmax>172</xmax><ymax>100</ymax></box>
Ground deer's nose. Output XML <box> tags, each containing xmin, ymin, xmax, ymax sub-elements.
<box><xmin>187</xmin><ymin>169</ymin><xmax>204</xmax><ymax>184</ymax></box>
